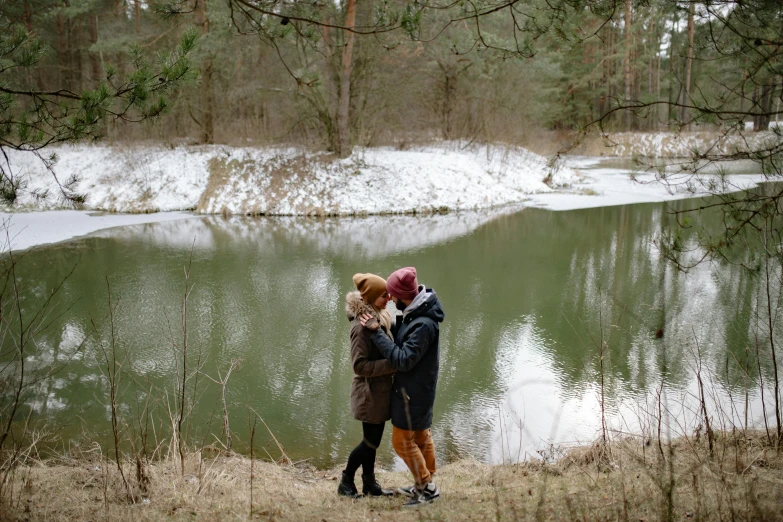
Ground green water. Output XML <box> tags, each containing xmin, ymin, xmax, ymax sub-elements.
<box><xmin>7</xmin><ymin>196</ymin><xmax>776</xmax><ymax>469</ymax></box>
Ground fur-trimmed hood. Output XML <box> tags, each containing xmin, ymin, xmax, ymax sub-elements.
<box><xmin>345</xmin><ymin>291</ymin><xmax>392</xmax><ymax>335</ymax></box>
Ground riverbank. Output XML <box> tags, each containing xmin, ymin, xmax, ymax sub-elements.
<box><xmin>0</xmin><ymin>153</ymin><xmax>768</xmax><ymax>251</ymax></box>
<box><xmin>5</xmin><ymin>143</ymin><xmax>579</xmax><ymax>214</ymax></box>
<box><xmin>4</xmin><ymin>138</ymin><xmax>772</xmax><ymax>217</ymax></box>
<box><xmin>5</xmin><ymin>431</ymin><xmax>781</xmax><ymax>521</ymax></box>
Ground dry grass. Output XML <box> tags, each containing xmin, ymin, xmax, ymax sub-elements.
<box><xmin>1</xmin><ymin>431</ymin><xmax>781</xmax><ymax>521</ymax></box>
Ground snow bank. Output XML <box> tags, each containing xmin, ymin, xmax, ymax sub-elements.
<box><xmin>7</xmin><ymin>145</ymin><xmax>212</xmax><ymax>212</ymax></box>
<box><xmin>529</xmin><ymin>157</ymin><xmax>765</xmax><ymax>211</ymax></box>
<box><xmin>593</xmin><ymin>131</ymin><xmax>782</xmax><ymax>158</ymax></box>
<box><xmin>5</xmin><ymin>143</ymin><xmax>577</xmax><ymax>215</ymax></box>
<box><xmin>199</xmin><ymin>145</ymin><xmax>577</xmax><ymax>215</ymax></box>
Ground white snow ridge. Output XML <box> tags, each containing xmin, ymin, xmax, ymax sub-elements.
<box><xmin>5</xmin><ymin>143</ymin><xmax>578</xmax><ymax>215</ymax></box>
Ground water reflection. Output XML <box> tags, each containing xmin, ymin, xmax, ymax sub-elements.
<box><xmin>90</xmin><ymin>207</ymin><xmax>524</xmax><ymax>259</ymax></box>
<box><xmin>5</xmin><ymin>200</ymin><xmax>779</xmax><ymax>468</ymax></box>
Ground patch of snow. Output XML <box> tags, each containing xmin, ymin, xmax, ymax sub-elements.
<box><xmin>530</xmin><ymin>164</ymin><xmax>765</xmax><ymax>211</ymax></box>
<box><xmin>0</xmin><ymin>210</ymin><xmax>202</xmax><ymax>251</ymax></box>
<box><xmin>593</xmin><ymin>130</ymin><xmax>782</xmax><ymax>158</ymax></box>
<box><xmin>744</xmin><ymin>121</ymin><xmax>783</xmax><ymax>130</ymax></box>
<box><xmin>6</xmin><ymin>145</ymin><xmax>215</xmax><ymax>212</ymax></box>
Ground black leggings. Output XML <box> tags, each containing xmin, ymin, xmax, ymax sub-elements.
<box><xmin>345</xmin><ymin>422</ymin><xmax>385</xmax><ymax>477</ymax></box>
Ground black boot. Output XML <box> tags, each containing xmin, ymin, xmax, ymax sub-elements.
<box><xmin>337</xmin><ymin>471</ymin><xmax>361</xmax><ymax>498</ymax></box>
<box><xmin>362</xmin><ymin>472</ymin><xmax>394</xmax><ymax>497</ymax></box>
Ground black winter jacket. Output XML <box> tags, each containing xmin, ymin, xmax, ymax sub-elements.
<box><xmin>370</xmin><ymin>288</ymin><xmax>445</xmax><ymax>430</ymax></box>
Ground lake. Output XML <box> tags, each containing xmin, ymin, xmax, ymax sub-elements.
<box><xmin>7</xmin><ymin>165</ymin><xmax>777</xmax><ymax>470</ymax></box>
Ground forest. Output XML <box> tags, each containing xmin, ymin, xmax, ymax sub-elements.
<box><xmin>2</xmin><ymin>0</ymin><xmax>781</xmax><ymax>160</ymax></box>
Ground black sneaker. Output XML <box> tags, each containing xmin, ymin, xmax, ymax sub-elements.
<box><xmin>397</xmin><ymin>484</ymin><xmax>417</xmax><ymax>497</ymax></box>
<box><xmin>402</xmin><ymin>483</ymin><xmax>439</xmax><ymax>507</ymax></box>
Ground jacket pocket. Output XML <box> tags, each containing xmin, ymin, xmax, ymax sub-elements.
<box><xmin>372</xmin><ymin>377</ymin><xmax>392</xmax><ymax>394</ymax></box>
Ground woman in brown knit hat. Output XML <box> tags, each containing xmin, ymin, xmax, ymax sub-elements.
<box><xmin>337</xmin><ymin>273</ymin><xmax>396</xmax><ymax>498</ymax></box>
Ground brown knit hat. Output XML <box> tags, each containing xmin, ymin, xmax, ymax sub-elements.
<box><xmin>352</xmin><ymin>273</ymin><xmax>387</xmax><ymax>304</ymax></box>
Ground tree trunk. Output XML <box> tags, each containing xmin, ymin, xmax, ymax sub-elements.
<box><xmin>336</xmin><ymin>0</ymin><xmax>357</xmax><ymax>158</ymax></box>
<box><xmin>438</xmin><ymin>61</ymin><xmax>457</xmax><ymax>140</ymax></box>
<box><xmin>623</xmin><ymin>0</ymin><xmax>632</xmax><ymax>132</ymax></box>
<box><xmin>648</xmin><ymin>16</ymin><xmax>655</xmax><ymax>130</ymax></box>
<box><xmin>23</xmin><ymin>1</ymin><xmax>32</xmax><ymax>31</ymax></box>
<box><xmin>739</xmin><ymin>70</ymin><xmax>747</xmax><ymax>127</ymax></box>
<box><xmin>194</xmin><ymin>0</ymin><xmax>215</xmax><ymax>144</ymax></box>
<box><xmin>603</xmin><ymin>24</ymin><xmax>611</xmax><ymax>122</ymax></box>
<box><xmin>680</xmin><ymin>1</ymin><xmax>695</xmax><ymax>128</ymax></box>
<box><xmin>24</xmin><ymin>1</ymin><xmax>41</xmax><ymax>90</ymax></box>
<box><xmin>656</xmin><ymin>48</ymin><xmax>662</xmax><ymax>129</ymax></box>
<box><xmin>201</xmin><ymin>58</ymin><xmax>215</xmax><ymax>143</ymax></box>
<box><xmin>753</xmin><ymin>84</ymin><xmax>761</xmax><ymax>131</ymax></box>
<box><xmin>134</xmin><ymin>0</ymin><xmax>141</xmax><ymax>36</ymax></box>
<box><xmin>70</xmin><ymin>17</ymin><xmax>82</xmax><ymax>93</ymax></box>
<box><xmin>56</xmin><ymin>11</ymin><xmax>68</xmax><ymax>89</ymax></box>
<box><xmin>668</xmin><ymin>13</ymin><xmax>678</xmax><ymax>123</ymax></box>
<box><xmin>648</xmin><ymin>18</ymin><xmax>654</xmax><ymax>97</ymax></box>
<box><xmin>89</xmin><ymin>15</ymin><xmax>102</xmax><ymax>83</ymax></box>
<box><xmin>755</xmin><ymin>77</ymin><xmax>773</xmax><ymax>131</ymax></box>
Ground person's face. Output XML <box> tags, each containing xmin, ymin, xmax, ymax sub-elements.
<box><xmin>372</xmin><ymin>290</ymin><xmax>390</xmax><ymax>309</ymax></box>
<box><xmin>392</xmin><ymin>296</ymin><xmax>406</xmax><ymax>311</ymax></box>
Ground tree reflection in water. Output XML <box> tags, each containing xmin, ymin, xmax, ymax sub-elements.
<box><xmin>5</xmin><ymin>200</ymin><xmax>779</xmax><ymax>467</ymax></box>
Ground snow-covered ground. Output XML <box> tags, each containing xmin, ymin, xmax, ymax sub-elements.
<box><xmin>593</xmin><ymin>130</ymin><xmax>782</xmax><ymax>158</ymax></box>
<box><xmin>530</xmin><ymin>156</ymin><xmax>766</xmax><ymax>211</ymax></box>
<box><xmin>0</xmin><ymin>143</ymin><xmax>772</xmax><ymax>251</ymax></box>
<box><xmin>745</xmin><ymin>121</ymin><xmax>783</xmax><ymax>130</ymax></box>
<box><xmin>5</xmin><ymin>143</ymin><xmax>578</xmax><ymax>215</ymax></box>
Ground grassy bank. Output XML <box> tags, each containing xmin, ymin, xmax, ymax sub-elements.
<box><xmin>2</xmin><ymin>431</ymin><xmax>781</xmax><ymax>521</ymax></box>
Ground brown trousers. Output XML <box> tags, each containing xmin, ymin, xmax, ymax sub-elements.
<box><xmin>391</xmin><ymin>426</ymin><xmax>436</xmax><ymax>486</ymax></box>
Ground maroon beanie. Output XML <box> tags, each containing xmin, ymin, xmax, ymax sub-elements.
<box><xmin>387</xmin><ymin>267</ymin><xmax>419</xmax><ymax>301</ymax></box>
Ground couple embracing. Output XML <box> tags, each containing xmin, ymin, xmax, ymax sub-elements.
<box><xmin>340</xmin><ymin>267</ymin><xmax>445</xmax><ymax>508</ymax></box>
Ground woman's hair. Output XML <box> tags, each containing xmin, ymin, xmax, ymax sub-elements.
<box><xmin>375</xmin><ymin>307</ymin><xmax>392</xmax><ymax>333</ymax></box>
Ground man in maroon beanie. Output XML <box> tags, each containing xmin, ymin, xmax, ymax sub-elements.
<box><xmin>361</xmin><ymin>266</ymin><xmax>445</xmax><ymax>507</ymax></box>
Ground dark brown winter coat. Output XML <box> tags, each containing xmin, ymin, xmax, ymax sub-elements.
<box><xmin>345</xmin><ymin>291</ymin><xmax>395</xmax><ymax>424</ymax></box>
